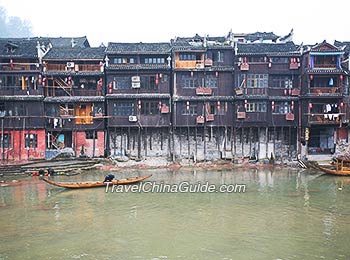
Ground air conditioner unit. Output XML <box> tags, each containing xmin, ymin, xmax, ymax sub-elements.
<box><xmin>129</xmin><ymin>115</ymin><xmax>137</xmax><ymax>122</ymax></box>
<box><xmin>132</xmin><ymin>82</ymin><xmax>140</xmax><ymax>88</ymax></box>
<box><xmin>131</xmin><ymin>76</ymin><xmax>140</xmax><ymax>82</ymax></box>
<box><xmin>66</xmin><ymin>62</ymin><xmax>75</xmax><ymax>68</ymax></box>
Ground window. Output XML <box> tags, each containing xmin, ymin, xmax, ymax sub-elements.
<box><xmin>85</xmin><ymin>131</ymin><xmax>97</xmax><ymax>139</ymax></box>
<box><xmin>113</xmin><ymin>102</ymin><xmax>134</xmax><ymax>116</ymax></box>
<box><xmin>271</xmin><ymin>76</ymin><xmax>293</xmax><ymax>88</ymax></box>
<box><xmin>181</xmin><ymin>74</ymin><xmax>202</xmax><ymax>88</ymax></box>
<box><xmin>246</xmin><ymin>102</ymin><xmax>266</xmax><ymax>112</ymax></box>
<box><xmin>1</xmin><ymin>133</ymin><xmax>11</xmax><ymax>148</ymax></box>
<box><xmin>247</xmin><ymin>74</ymin><xmax>268</xmax><ymax>88</ymax></box>
<box><xmin>213</xmin><ymin>51</ymin><xmax>224</xmax><ymax>62</ymax></box>
<box><xmin>25</xmin><ymin>134</ymin><xmax>37</xmax><ymax>148</ymax></box>
<box><xmin>273</xmin><ymin>102</ymin><xmax>292</xmax><ymax>114</ymax></box>
<box><xmin>144</xmin><ymin>57</ymin><xmax>165</xmax><ymax>64</ymax></box>
<box><xmin>141</xmin><ymin>75</ymin><xmax>157</xmax><ymax>90</ymax></box>
<box><xmin>113</xmin><ymin>57</ymin><xmax>135</xmax><ymax>64</ymax></box>
<box><xmin>205</xmin><ymin>74</ymin><xmax>218</xmax><ymax>88</ymax></box>
<box><xmin>59</xmin><ymin>104</ymin><xmax>74</xmax><ymax>116</ymax></box>
<box><xmin>113</xmin><ymin>77</ymin><xmax>131</xmax><ymax>89</ymax></box>
<box><xmin>181</xmin><ymin>103</ymin><xmax>197</xmax><ymax>115</ymax></box>
<box><xmin>179</xmin><ymin>53</ymin><xmax>199</xmax><ymax>60</ymax></box>
<box><xmin>141</xmin><ymin>101</ymin><xmax>159</xmax><ymax>115</ymax></box>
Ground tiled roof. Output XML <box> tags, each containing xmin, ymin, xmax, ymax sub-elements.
<box><xmin>334</xmin><ymin>40</ymin><xmax>350</xmax><ymax>52</ymax></box>
<box><xmin>245</xmin><ymin>32</ymin><xmax>279</xmax><ymax>42</ymax></box>
<box><xmin>106</xmin><ymin>42</ymin><xmax>171</xmax><ymax>54</ymax></box>
<box><xmin>43</xmin><ymin>47</ymin><xmax>105</xmax><ymax>60</ymax></box>
<box><xmin>172</xmin><ymin>34</ymin><xmax>232</xmax><ymax>50</ymax></box>
<box><xmin>0</xmin><ymin>38</ymin><xmax>46</xmax><ymax>59</ymax></box>
<box><xmin>310</xmin><ymin>40</ymin><xmax>342</xmax><ymax>52</ymax></box>
<box><xmin>45</xmin><ymin>36</ymin><xmax>90</xmax><ymax>48</ymax></box>
<box><xmin>237</xmin><ymin>42</ymin><xmax>299</xmax><ymax>55</ymax></box>
<box><xmin>44</xmin><ymin>96</ymin><xmax>105</xmax><ymax>103</ymax></box>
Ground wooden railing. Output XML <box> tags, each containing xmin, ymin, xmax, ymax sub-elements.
<box><xmin>245</xmin><ymin>88</ymin><xmax>267</xmax><ymax>95</ymax></box>
<box><xmin>309</xmin><ymin>87</ymin><xmax>342</xmax><ymax>94</ymax></box>
<box><xmin>45</xmin><ymin>64</ymin><xmax>101</xmax><ymax>72</ymax></box>
<box><xmin>175</xmin><ymin>60</ymin><xmax>204</xmax><ymax>69</ymax></box>
<box><xmin>309</xmin><ymin>113</ymin><xmax>342</xmax><ymax>124</ymax></box>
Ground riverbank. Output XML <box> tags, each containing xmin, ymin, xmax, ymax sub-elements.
<box><xmin>0</xmin><ymin>155</ymin><xmax>301</xmax><ymax>178</ymax></box>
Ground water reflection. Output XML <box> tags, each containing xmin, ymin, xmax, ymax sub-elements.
<box><xmin>0</xmin><ymin>168</ymin><xmax>350</xmax><ymax>260</ymax></box>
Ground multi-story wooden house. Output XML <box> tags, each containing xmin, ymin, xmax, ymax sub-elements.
<box><xmin>42</xmin><ymin>46</ymin><xmax>106</xmax><ymax>158</ymax></box>
<box><xmin>0</xmin><ymin>38</ymin><xmax>49</xmax><ymax>161</ymax></box>
<box><xmin>105</xmin><ymin>42</ymin><xmax>172</xmax><ymax>159</ymax></box>
<box><xmin>172</xmin><ymin>34</ymin><xmax>235</xmax><ymax>161</ymax></box>
<box><xmin>300</xmin><ymin>41</ymin><xmax>348</xmax><ymax>157</ymax></box>
<box><xmin>234</xmin><ymin>41</ymin><xmax>301</xmax><ymax>160</ymax></box>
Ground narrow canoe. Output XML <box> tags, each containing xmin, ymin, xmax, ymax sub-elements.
<box><xmin>314</xmin><ymin>165</ymin><xmax>350</xmax><ymax>176</ymax></box>
<box><xmin>42</xmin><ymin>174</ymin><xmax>152</xmax><ymax>189</ymax></box>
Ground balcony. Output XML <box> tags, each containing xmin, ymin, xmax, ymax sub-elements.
<box><xmin>245</xmin><ymin>112</ymin><xmax>267</xmax><ymax>122</ymax></box>
<box><xmin>196</xmin><ymin>87</ymin><xmax>212</xmax><ymax>95</ymax></box>
<box><xmin>309</xmin><ymin>87</ymin><xmax>341</xmax><ymax>95</ymax></box>
<box><xmin>313</xmin><ymin>63</ymin><xmax>337</xmax><ymax>69</ymax></box>
<box><xmin>45</xmin><ymin>87</ymin><xmax>103</xmax><ymax>97</ymax></box>
<box><xmin>175</xmin><ymin>60</ymin><xmax>204</xmax><ymax>69</ymax></box>
<box><xmin>0</xmin><ymin>87</ymin><xmax>43</xmax><ymax>96</ymax></box>
<box><xmin>245</xmin><ymin>88</ymin><xmax>267</xmax><ymax>96</ymax></box>
<box><xmin>0</xmin><ymin>62</ymin><xmax>39</xmax><ymax>71</ymax></box>
<box><xmin>44</xmin><ymin>64</ymin><xmax>102</xmax><ymax>72</ymax></box>
<box><xmin>309</xmin><ymin>113</ymin><xmax>342</xmax><ymax>124</ymax></box>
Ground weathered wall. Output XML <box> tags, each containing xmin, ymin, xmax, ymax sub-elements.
<box><xmin>108</xmin><ymin>126</ymin><xmax>297</xmax><ymax>162</ymax></box>
<box><xmin>0</xmin><ymin>129</ymin><xmax>46</xmax><ymax>161</ymax></box>
<box><xmin>74</xmin><ymin>131</ymin><xmax>105</xmax><ymax>157</ymax></box>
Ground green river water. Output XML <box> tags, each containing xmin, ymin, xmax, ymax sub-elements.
<box><xmin>0</xmin><ymin>167</ymin><xmax>350</xmax><ymax>260</ymax></box>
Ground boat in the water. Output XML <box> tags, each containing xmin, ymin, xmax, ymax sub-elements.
<box><xmin>42</xmin><ymin>174</ymin><xmax>152</xmax><ymax>189</ymax></box>
<box><xmin>299</xmin><ymin>157</ymin><xmax>350</xmax><ymax>176</ymax></box>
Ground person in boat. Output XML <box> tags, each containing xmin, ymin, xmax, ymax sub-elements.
<box><xmin>103</xmin><ymin>174</ymin><xmax>115</xmax><ymax>182</ymax></box>
<box><xmin>48</xmin><ymin>168</ymin><xmax>55</xmax><ymax>176</ymax></box>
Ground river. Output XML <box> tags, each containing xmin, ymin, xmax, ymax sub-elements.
<box><xmin>0</xmin><ymin>167</ymin><xmax>350</xmax><ymax>260</ymax></box>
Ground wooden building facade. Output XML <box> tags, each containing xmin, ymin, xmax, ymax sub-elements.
<box><xmin>105</xmin><ymin>43</ymin><xmax>172</xmax><ymax>158</ymax></box>
<box><xmin>1</xmin><ymin>32</ymin><xmax>350</xmax><ymax>163</ymax></box>
<box><xmin>234</xmin><ymin>42</ymin><xmax>301</xmax><ymax>160</ymax></box>
<box><xmin>0</xmin><ymin>38</ymin><xmax>48</xmax><ymax>161</ymax></box>
<box><xmin>42</xmin><ymin>46</ymin><xmax>106</xmax><ymax>158</ymax></box>
<box><xmin>172</xmin><ymin>34</ymin><xmax>235</xmax><ymax>161</ymax></box>
<box><xmin>300</xmin><ymin>41</ymin><xmax>348</xmax><ymax>156</ymax></box>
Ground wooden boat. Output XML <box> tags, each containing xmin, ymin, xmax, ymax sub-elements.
<box><xmin>42</xmin><ymin>174</ymin><xmax>152</xmax><ymax>189</ymax></box>
<box><xmin>310</xmin><ymin>158</ymin><xmax>350</xmax><ymax>176</ymax></box>
<box><xmin>314</xmin><ymin>165</ymin><xmax>350</xmax><ymax>176</ymax></box>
